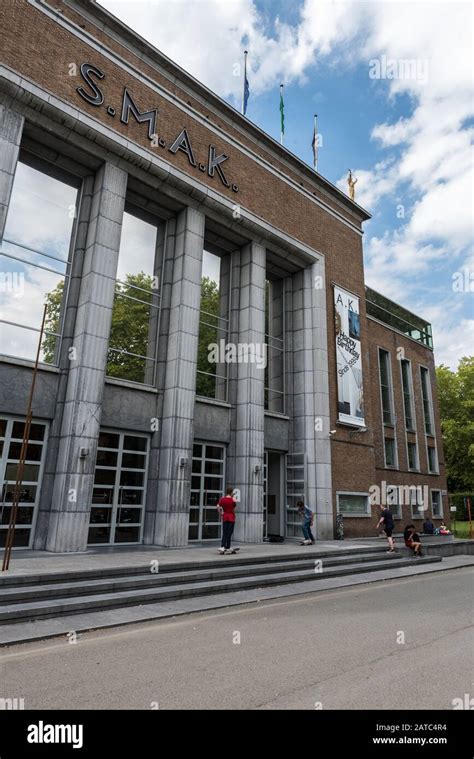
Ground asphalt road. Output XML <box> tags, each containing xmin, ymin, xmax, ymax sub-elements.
<box><xmin>0</xmin><ymin>568</ymin><xmax>472</xmax><ymax>710</ymax></box>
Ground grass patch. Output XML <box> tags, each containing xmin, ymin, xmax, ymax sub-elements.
<box><xmin>453</xmin><ymin>521</ymin><xmax>474</xmax><ymax>539</ymax></box>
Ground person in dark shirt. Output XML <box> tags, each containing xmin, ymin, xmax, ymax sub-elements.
<box><xmin>376</xmin><ymin>505</ymin><xmax>397</xmax><ymax>553</ymax></box>
<box><xmin>422</xmin><ymin>516</ymin><xmax>435</xmax><ymax>535</ymax></box>
<box><xmin>404</xmin><ymin>524</ymin><xmax>423</xmax><ymax>556</ymax></box>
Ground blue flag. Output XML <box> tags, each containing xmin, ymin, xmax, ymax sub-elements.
<box><xmin>243</xmin><ymin>71</ymin><xmax>249</xmax><ymax>115</ymax></box>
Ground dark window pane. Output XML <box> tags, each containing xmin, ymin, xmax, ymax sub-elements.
<box><xmin>98</xmin><ymin>432</ymin><xmax>119</xmax><ymax>449</ymax></box>
<box><xmin>193</xmin><ymin>444</ymin><xmax>202</xmax><ymax>458</ymax></box>
<box><xmin>0</xmin><ymin>419</ymin><xmax>6</xmax><ymax>437</ymax></box>
<box><xmin>205</xmin><ymin>446</ymin><xmax>224</xmax><ymax>460</ymax></box>
<box><xmin>120</xmin><ymin>470</ymin><xmax>144</xmax><ymax>487</ymax></box>
<box><xmin>202</xmin><ymin>523</ymin><xmax>219</xmax><ymax>539</ymax></box>
<box><xmin>204</xmin><ymin>507</ymin><xmax>220</xmax><ymax>523</ymax></box>
<box><xmin>204</xmin><ymin>461</ymin><xmax>223</xmax><ymax>475</ymax></box>
<box><xmin>95</xmin><ymin>449</ymin><xmax>118</xmax><ymax>467</ymax></box>
<box><xmin>114</xmin><ymin>526</ymin><xmax>140</xmax><ymax>543</ymax></box>
<box><xmin>94</xmin><ymin>469</ymin><xmax>116</xmax><ymax>486</ymax></box>
<box><xmin>11</xmin><ymin>422</ymin><xmax>45</xmax><ymax>441</ymax></box>
<box><xmin>123</xmin><ymin>435</ymin><xmax>147</xmax><ymax>452</ymax></box>
<box><xmin>0</xmin><ymin>528</ymin><xmax>30</xmax><ymax>547</ymax></box>
<box><xmin>121</xmin><ymin>452</ymin><xmax>146</xmax><ymax>470</ymax></box>
<box><xmin>204</xmin><ymin>492</ymin><xmax>221</xmax><ymax>507</ymax></box>
<box><xmin>120</xmin><ymin>489</ymin><xmax>143</xmax><ymax>505</ymax></box>
<box><xmin>204</xmin><ymin>477</ymin><xmax>223</xmax><ymax>491</ymax></box>
<box><xmin>89</xmin><ymin>507</ymin><xmax>112</xmax><ymax>524</ymax></box>
<box><xmin>2</xmin><ymin>484</ymin><xmax>37</xmax><ymax>503</ymax></box>
<box><xmin>88</xmin><ymin>526</ymin><xmax>111</xmax><ymax>544</ymax></box>
<box><xmin>188</xmin><ymin>524</ymin><xmax>199</xmax><ymax>540</ymax></box>
<box><xmin>117</xmin><ymin>508</ymin><xmax>142</xmax><ymax>524</ymax></box>
<box><xmin>8</xmin><ymin>442</ymin><xmax>43</xmax><ymax>462</ymax></box>
<box><xmin>384</xmin><ymin>438</ymin><xmax>395</xmax><ymax>467</ymax></box>
<box><xmin>189</xmin><ymin>508</ymin><xmax>199</xmax><ymax>523</ymax></box>
<box><xmin>92</xmin><ymin>488</ymin><xmax>114</xmax><ymax>505</ymax></box>
<box><xmin>5</xmin><ymin>463</ymin><xmax>40</xmax><ymax>482</ymax></box>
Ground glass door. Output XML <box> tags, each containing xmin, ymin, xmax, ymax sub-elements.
<box><xmin>88</xmin><ymin>430</ymin><xmax>149</xmax><ymax>545</ymax></box>
<box><xmin>263</xmin><ymin>451</ymin><xmax>268</xmax><ymax>539</ymax></box>
<box><xmin>285</xmin><ymin>451</ymin><xmax>306</xmax><ymax>537</ymax></box>
<box><xmin>189</xmin><ymin>443</ymin><xmax>225</xmax><ymax>540</ymax></box>
<box><xmin>0</xmin><ymin>417</ymin><xmax>48</xmax><ymax>548</ymax></box>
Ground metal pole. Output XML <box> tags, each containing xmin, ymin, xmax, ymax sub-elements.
<box><xmin>2</xmin><ymin>303</ymin><xmax>47</xmax><ymax>571</ymax></box>
<box><xmin>241</xmin><ymin>50</ymin><xmax>248</xmax><ymax>115</ymax></box>
<box><xmin>313</xmin><ymin>114</ymin><xmax>318</xmax><ymax>172</ymax></box>
<box><xmin>280</xmin><ymin>84</ymin><xmax>284</xmax><ymax>145</ymax></box>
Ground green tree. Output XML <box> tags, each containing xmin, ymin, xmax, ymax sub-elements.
<box><xmin>436</xmin><ymin>357</ymin><xmax>474</xmax><ymax>492</ymax></box>
<box><xmin>196</xmin><ymin>276</ymin><xmax>220</xmax><ymax>397</ymax></box>
<box><xmin>42</xmin><ymin>280</ymin><xmax>64</xmax><ymax>363</ymax></box>
<box><xmin>43</xmin><ymin>274</ymin><xmax>155</xmax><ymax>382</ymax></box>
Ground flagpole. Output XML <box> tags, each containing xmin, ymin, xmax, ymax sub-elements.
<box><xmin>241</xmin><ymin>50</ymin><xmax>248</xmax><ymax>115</ymax></box>
<box><xmin>280</xmin><ymin>83</ymin><xmax>284</xmax><ymax>145</ymax></box>
<box><xmin>313</xmin><ymin>113</ymin><xmax>318</xmax><ymax>171</ymax></box>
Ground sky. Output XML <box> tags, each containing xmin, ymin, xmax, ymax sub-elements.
<box><xmin>99</xmin><ymin>0</ymin><xmax>473</xmax><ymax>369</ymax></box>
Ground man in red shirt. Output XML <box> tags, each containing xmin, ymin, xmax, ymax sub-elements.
<box><xmin>217</xmin><ymin>487</ymin><xmax>239</xmax><ymax>554</ymax></box>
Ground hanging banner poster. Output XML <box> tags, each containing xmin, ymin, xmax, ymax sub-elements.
<box><xmin>334</xmin><ymin>285</ymin><xmax>365</xmax><ymax>427</ymax></box>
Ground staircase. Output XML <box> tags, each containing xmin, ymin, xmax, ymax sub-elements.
<box><xmin>0</xmin><ymin>546</ymin><xmax>441</xmax><ymax>626</ymax></box>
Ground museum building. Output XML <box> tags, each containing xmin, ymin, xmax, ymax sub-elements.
<box><xmin>0</xmin><ymin>0</ymin><xmax>448</xmax><ymax>551</ymax></box>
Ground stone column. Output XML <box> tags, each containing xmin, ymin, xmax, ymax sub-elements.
<box><xmin>290</xmin><ymin>259</ymin><xmax>332</xmax><ymax>540</ymax></box>
<box><xmin>311</xmin><ymin>258</ymin><xmax>333</xmax><ymax>538</ymax></box>
<box><xmin>0</xmin><ymin>104</ymin><xmax>24</xmax><ymax>241</ymax></box>
<box><xmin>46</xmin><ymin>162</ymin><xmax>128</xmax><ymax>552</ymax></box>
<box><xmin>153</xmin><ymin>206</ymin><xmax>205</xmax><ymax>546</ymax></box>
<box><xmin>228</xmin><ymin>241</ymin><xmax>266</xmax><ymax>542</ymax></box>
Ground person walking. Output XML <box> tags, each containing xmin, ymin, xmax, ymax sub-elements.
<box><xmin>217</xmin><ymin>487</ymin><xmax>239</xmax><ymax>555</ymax></box>
<box><xmin>377</xmin><ymin>504</ymin><xmax>396</xmax><ymax>553</ymax></box>
<box><xmin>297</xmin><ymin>500</ymin><xmax>315</xmax><ymax>545</ymax></box>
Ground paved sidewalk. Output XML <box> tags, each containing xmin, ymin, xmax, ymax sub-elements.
<box><xmin>0</xmin><ymin>554</ymin><xmax>472</xmax><ymax>646</ymax></box>
<box><xmin>0</xmin><ymin>539</ymin><xmax>376</xmax><ymax>579</ymax></box>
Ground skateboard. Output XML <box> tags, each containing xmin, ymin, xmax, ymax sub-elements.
<box><xmin>226</xmin><ymin>547</ymin><xmax>240</xmax><ymax>554</ymax></box>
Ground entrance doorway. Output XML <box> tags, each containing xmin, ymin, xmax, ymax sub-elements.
<box><xmin>0</xmin><ymin>417</ymin><xmax>48</xmax><ymax>549</ymax></box>
<box><xmin>263</xmin><ymin>450</ymin><xmax>284</xmax><ymax>538</ymax></box>
<box><xmin>88</xmin><ymin>430</ymin><xmax>149</xmax><ymax>545</ymax></box>
<box><xmin>189</xmin><ymin>443</ymin><xmax>225</xmax><ymax>540</ymax></box>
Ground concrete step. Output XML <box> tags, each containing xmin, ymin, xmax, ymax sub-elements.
<box><xmin>0</xmin><ymin>551</ymin><xmax>405</xmax><ymax>604</ymax></box>
<box><xmin>0</xmin><ymin>555</ymin><xmax>440</xmax><ymax>623</ymax></box>
<box><xmin>0</xmin><ymin>544</ymin><xmax>406</xmax><ymax>588</ymax></box>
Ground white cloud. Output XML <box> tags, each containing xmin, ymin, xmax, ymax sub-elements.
<box><xmin>100</xmin><ymin>0</ymin><xmax>473</xmax><ymax>367</ymax></box>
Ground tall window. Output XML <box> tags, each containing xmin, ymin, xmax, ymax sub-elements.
<box><xmin>265</xmin><ymin>279</ymin><xmax>285</xmax><ymax>413</ymax></box>
<box><xmin>401</xmin><ymin>359</ymin><xmax>415</xmax><ymax>431</ymax></box>
<box><xmin>387</xmin><ymin>485</ymin><xmax>401</xmax><ymax>519</ymax></box>
<box><xmin>0</xmin><ymin>158</ymin><xmax>78</xmax><ymax>363</ymax></box>
<box><xmin>384</xmin><ymin>437</ymin><xmax>396</xmax><ymax>467</ymax></box>
<box><xmin>427</xmin><ymin>445</ymin><xmax>438</xmax><ymax>473</ymax></box>
<box><xmin>106</xmin><ymin>210</ymin><xmax>162</xmax><ymax>384</ymax></box>
<box><xmin>420</xmin><ymin>366</ymin><xmax>434</xmax><ymax>436</ymax></box>
<box><xmin>196</xmin><ymin>250</ymin><xmax>230</xmax><ymax>401</ymax></box>
<box><xmin>378</xmin><ymin>349</ymin><xmax>394</xmax><ymax>425</ymax></box>
<box><xmin>431</xmin><ymin>490</ymin><xmax>442</xmax><ymax>518</ymax></box>
<box><xmin>407</xmin><ymin>441</ymin><xmax>418</xmax><ymax>471</ymax></box>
